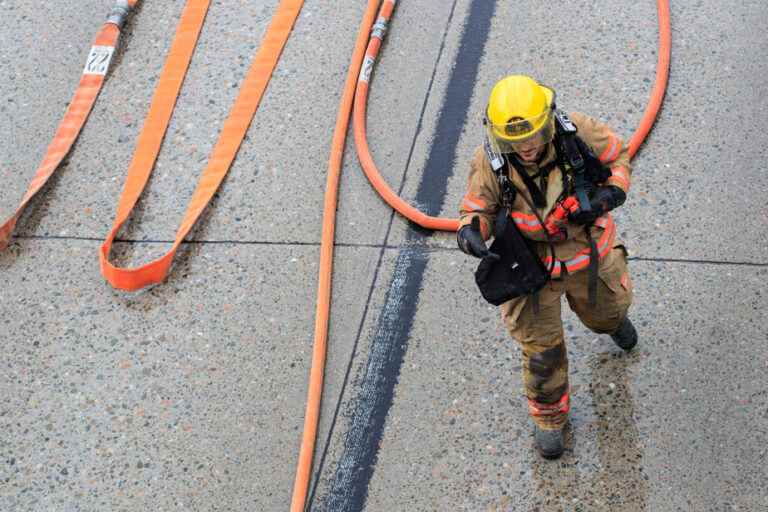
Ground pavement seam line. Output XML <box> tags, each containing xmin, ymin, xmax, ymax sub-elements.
<box><xmin>9</xmin><ymin>235</ymin><xmax>768</xmax><ymax>267</ymax></box>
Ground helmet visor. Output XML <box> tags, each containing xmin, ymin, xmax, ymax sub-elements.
<box><xmin>486</xmin><ymin>112</ymin><xmax>555</xmax><ymax>155</ymax></box>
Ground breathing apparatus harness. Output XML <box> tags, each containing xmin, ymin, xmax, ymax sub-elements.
<box><xmin>549</xmin><ymin>110</ymin><xmax>612</xmax><ymax>306</ymax></box>
<box><xmin>474</xmin><ymin>109</ymin><xmax>611</xmax><ymax>308</ymax></box>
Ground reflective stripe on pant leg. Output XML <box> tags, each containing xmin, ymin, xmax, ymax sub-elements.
<box><xmin>501</xmin><ymin>282</ymin><xmax>569</xmax><ymax>429</ymax></box>
<box><xmin>566</xmin><ymin>245</ymin><xmax>634</xmax><ymax>334</ymax></box>
<box><xmin>529</xmin><ymin>392</ymin><xmax>570</xmax><ymax>417</ymax></box>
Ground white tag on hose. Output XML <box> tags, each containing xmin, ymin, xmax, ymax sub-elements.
<box><xmin>83</xmin><ymin>46</ymin><xmax>115</xmax><ymax>76</ymax></box>
<box><xmin>359</xmin><ymin>56</ymin><xmax>375</xmax><ymax>83</ymax></box>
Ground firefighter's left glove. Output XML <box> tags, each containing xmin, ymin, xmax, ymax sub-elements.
<box><xmin>569</xmin><ymin>185</ymin><xmax>627</xmax><ymax>225</ymax></box>
<box><xmin>457</xmin><ymin>216</ymin><xmax>500</xmax><ymax>260</ymax></box>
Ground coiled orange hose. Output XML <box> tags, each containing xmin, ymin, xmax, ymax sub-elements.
<box><xmin>354</xmin><ymin>0</ymin><xmax>672</xmax><ymax>230</ymax></box>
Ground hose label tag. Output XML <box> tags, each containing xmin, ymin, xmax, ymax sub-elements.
<box><xmin>359</xmin><ymin>56</ymin><xmax>375</xmax><ymax>83</ymax></box>
<box><xmin>83</xmin><ymin>46</ymin><xmax>115</xmax><ymax>76</ymax></box>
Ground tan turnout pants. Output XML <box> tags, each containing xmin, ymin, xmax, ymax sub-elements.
<box><xmin>501</xmin><ymin>245</ymin><xmax>633</xmax><ymax>429</ymax></box>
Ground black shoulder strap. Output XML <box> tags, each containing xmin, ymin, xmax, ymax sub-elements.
<box><xmin>484</xmin><ymin>139</ymin><xmax>516</xmax><ymax>208</ymax></box>
<box><xmin>554</xmin><ymin>110</ymin><xmax>591</xmax><ymax>212</ymax></box>
<box><xmin>553</xmin><ymin>110</ymin><xmax>605</xmax><ymax>307</ymax></box>
<box><xmin>574</xmin><ymin>136</ymin><xmax>612</xmax><ymax>184</ymax></box>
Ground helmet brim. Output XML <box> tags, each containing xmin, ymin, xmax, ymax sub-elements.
<box><xmin>487</xmin><ymin>85</ymin><xmax>556</xmax><ymax>144</ymax></box>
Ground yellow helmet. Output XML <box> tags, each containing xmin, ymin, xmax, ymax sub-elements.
<box><xmin>485</xmin><ymin>75</ymin><xmax>556</xmax><ymax>154</ymax></box>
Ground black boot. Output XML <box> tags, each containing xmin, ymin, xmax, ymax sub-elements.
<box><xmin>611</xmin><ymin>317</ymin><xmax>638</xmax><ymax>351</ymax></box>
<box><xmin>534</xmin><ymin>425</ymin><xmax>565</xmax><ymax>459</ymax></box>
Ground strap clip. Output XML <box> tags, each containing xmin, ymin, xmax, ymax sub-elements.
<box><xmin>484</xmin><ymin>138</ymin><xmax>516</xmax><ymax>208</ymax></box>
<box><xmin>483</xmin><ymin>138</ymin><xmax>505</xmax><ymax>172</ymax></box>
<box><xmin>553</xmin><ymin>109</ymin><xmax>577</xmax><ymax>134</ymax></box>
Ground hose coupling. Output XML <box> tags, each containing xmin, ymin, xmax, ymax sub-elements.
<box><xmin>371</xmin><ymin>18</ymin><xmax>389</xmax><ymax>40</ymax></box>
<box><xmin>106</xmin><ymin>0</ymin><xmax>132</xmax><ymax>28</ymax></box>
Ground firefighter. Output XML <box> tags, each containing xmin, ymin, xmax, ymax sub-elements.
<box><xmin>457</xmin><ymin>75</ymin><xmax>638</xmax><ymax>459</ymax></box>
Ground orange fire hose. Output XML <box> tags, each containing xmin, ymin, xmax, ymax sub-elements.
<box><xmin>353</xmin><ymin>0</ymin><xmax>672</xmax><ymax>230</ymax></box>
<box><xmin>0</xmin><ymin>0</ymin><xmax>141</xmax><ymax>251</ymax></box>
<box><xmin>627</xmin><ymin>0</ymin><xmax>672</xmax><ymax>158</ymax></box>
<box><xmin>288</xmin><ymin>3</ymin><xmax>382</xmax><ymax>510</ymax></box>
<box><xmin>353</xmin><ymin>0</ymin><xmax>459</xmax><ymax>232</ymax></box>
<box><xmin>100</xmin><ymin>0</ymin><xmax>305</xmax><ymax>291</ymax></box>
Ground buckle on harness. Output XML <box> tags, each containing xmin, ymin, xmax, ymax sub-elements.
<box><xmin>483</xmin><ymin>139</ymin><xmax>505</xmax><ymax>172</ymax></box>
<box><xmin>554</xmin><ymin>110</ymin><xmax>577</xmax><ymax>134</ymax></box>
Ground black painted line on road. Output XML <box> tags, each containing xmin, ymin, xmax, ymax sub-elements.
<box><xmin>314</xmin><ymin>1</ymin><xmax>497</xmax><ymax>511</ymax></box>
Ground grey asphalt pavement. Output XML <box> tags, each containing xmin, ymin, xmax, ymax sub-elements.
<box><xmin>1</xmin><ymin>1</ymin><xmax>767</xmax><ymax>511</ymax></box>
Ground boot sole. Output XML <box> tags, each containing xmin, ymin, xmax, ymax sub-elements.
<box><xmin>612</xmin><ymin>338</ymin><xmax>637</xmax><ymax>351</ymax></box>
<box><xmin>537</xmin><ymin>447</ymin><xmax>564</xmax><ymax>460</ymax></box>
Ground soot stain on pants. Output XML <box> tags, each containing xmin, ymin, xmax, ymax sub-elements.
<box><xmin>528</xmin><ymin>343</ymin><xmax>566</xmax><ymax>397</ymax></box>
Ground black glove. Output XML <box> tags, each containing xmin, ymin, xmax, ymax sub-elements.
<box><xmin>569</xmin><ymin>185</ymin><xmax>626</xmax><ymax>225</ymax></box>
<box><xmin>457</xmin><ymin>216</ymin><xmax>499</xmax><ymax>260</ymax></box>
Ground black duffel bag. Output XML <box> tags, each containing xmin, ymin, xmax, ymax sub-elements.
<box><xmin>474</xmin><ymin>207</ymin><xmax>553</xmax><ymax>306</ymax></box>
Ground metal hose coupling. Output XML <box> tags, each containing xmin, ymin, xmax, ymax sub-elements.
<box><xmin>371</xmin><ymin>0</ymin><xmax>396</xmax><ymax>39</ymax></box>
<box><xmin>106</xmin><ymin>0</ymin><xmax>132</xmax><ymax>28</ymax></box>
<box><xmin>371</xmin><ymin>18</ymin><xmax>389</xmax><ymax>40</ymax></box>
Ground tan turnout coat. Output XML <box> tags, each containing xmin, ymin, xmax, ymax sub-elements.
<box><xmin>459</xmin><ymin>111</ymin><xmax>632</xmax><ymax>277</ymax></box>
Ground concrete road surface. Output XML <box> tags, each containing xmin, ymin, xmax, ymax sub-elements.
<box><xmin>1</xmin><ymin>1</ymin><xmax>766</xmax><ymax>511</ymax></box>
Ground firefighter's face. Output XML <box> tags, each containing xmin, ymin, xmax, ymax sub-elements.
<box><xmin>512</xmin><ymin>132</ymin><xmax>546</xmax><ymax>162</ymax></box>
